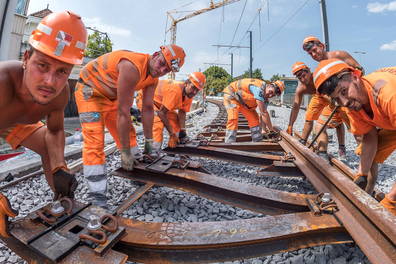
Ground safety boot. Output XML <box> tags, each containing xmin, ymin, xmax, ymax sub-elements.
<box><xmin>225</xmin><ymin>129</ymin><xmax>237</xmax><ymax>143</ymax></box>
<box><xmin>250</xmin><ymin>126</ymin><xmax>263</xmax><ymax>142</ymax></box>
<box><xmin>0</xmin><ymin>193</ymin><xmax>18</xmax><ymax>237</ymax></box>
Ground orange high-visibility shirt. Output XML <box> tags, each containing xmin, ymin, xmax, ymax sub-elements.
<box><xmin>153</xmin><ymin>80</ymin><xmax>193</xmax><ymax>112</ymax></box>
<box><xmin>79</xmin><ymin>50</ymin><xmax>158</xmax><ymax>98</ymax></box>
<box><xmin>347</xmin><ymin>70</ymin><xmax>396</xmax><ymax>135</ymax></box>
<box><xmin>223</xmin><ymin>78</ymin><xmax>266</xmax><ymax>108</ymax></box>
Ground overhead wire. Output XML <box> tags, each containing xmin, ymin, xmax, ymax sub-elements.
<box><xmin>230</xmin><ymin>0</ymin><xmax>248</xmax><ymax>45</ymax></box>
<box><xmin>255</xmin><ymin>0</ymin><xmax>311</xmax><ymax>52</ymax></box>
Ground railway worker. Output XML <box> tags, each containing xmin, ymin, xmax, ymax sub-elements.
<box><xmin>302</xmin><ymin>36</ymin><xmax>364</xmax><ymax>74</ymax></box>
<box><xmin>222</xmin><ymin>78</ymin><xmax>284</xmax><ymax>143</ymax></box>
<box><xmin>313</xmin><ymin>59</ymin><xmax>396</xmax><ymax>215</ymax></box>
<box><xmin>0</xmin><ymin>11</ymin><xmax>87</xmax><ymax>203</ymax></box>
<box><xmin>75</xmin><ymin>45</ymin><xmax>186</xmax><ymax>207</ymax></box>
<box><xmin>287</xmin><ymin>62</ymin><xmax>347</xmax><ymax>160</ymax></box>
<box><xmin>148</xmin><ymin>72</ymin><xmax>206</xmax><ymax>151</ymax></box>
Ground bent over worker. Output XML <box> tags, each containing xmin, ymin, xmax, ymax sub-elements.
<box><xmin>314</xmin><ymin>59</ymin><xmax>396</xmax><ymax>215</ymax></box>
<box><xmin>75</xmin><ymin>45</ymin><xmax>186</xmax><ymax>207</ymax></box>
<box><xmin>287</xmin><ymin>62</ymin><xmax>348</xmax><ymax>159</ymax></box>
<box><xmin>0</xmin><ymin>11</ymin><xmax>87</xmax><ymax>236</ymax></box>
<box><xmin>223</xmin><ymin>78</ymin><xmax>284</xmax><ymax>143</ymax></box>
<box><xmin>149</xmin><ymin>72</ymin><xmax>206</xmax><ymax>150</ymax></box>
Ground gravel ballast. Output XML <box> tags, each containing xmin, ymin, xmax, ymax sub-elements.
<box><xmin>1</xmin><ymin>102</ymin><xmax>393</xmax><ymax>263</ymax></box>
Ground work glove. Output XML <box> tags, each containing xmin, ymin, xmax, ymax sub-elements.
<box><xmin>168</xmin><ymin>134</ymin><xmax>179</xmax><ymax>148</ymax></box>
<box><xmin>0</xmin><ymin>193</ymin><xmax>18</xmax><ymax>238</ymax></box>
<box><xmin>353</xmin><ymin>173</ymin><xmax>368</xmax><ymax>190</ymax></box>
<box><xmin>121</xmin><ymin>149</ymin><xmax>138</xmax><ymax>171</ymax></box>
<box><xmin>178</xmin><ymin>129</ymin><xmax>190</xmax><ymax>144</ymax></box>
<box><xmin>287</xmin><ymin>125</ymin><xmax>293</xmax><ymax>135</ymax></box>
<box><xmin>144</xmin><ymin>138</ymin><xmax>154</xmax><ymax>155</ymax></box>
<box><xmin>53</xmin><ymin>167</ymin><xmax>78</xmax><ymax>200</ymax></box>
<box><xmin>267</xmin><ymin>130</ymin><xmax>279</xmax><ymax>139</ymax></box>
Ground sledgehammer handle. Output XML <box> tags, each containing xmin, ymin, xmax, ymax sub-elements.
<box><xmin>307</xmin><ymin>105</ymin><xmax>340</xmax><ymax>149</ymax></box>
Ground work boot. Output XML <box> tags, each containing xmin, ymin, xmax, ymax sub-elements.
<box><xmin>225</xmin><ymin>129</ymin><xmax>237</xmax><ymax>143</ymax></box>
<box><xmin>250</xmin><ymin>126</ymin><xmax>263</xmax><ymax>142</ymax></box>
<box><xmin>317</xmin><ymin>151</ymin><xmax>330</xmax><ymax>162</ymax></box>
<box><xmin>88</xmin><ymin>192</ymin><xmax>109</xmax><ymax>210</ymax></box>
<box><xmin>354</xmin><ymin>175</ymin><xmax>368</xmax><ymax>190</ymax></box>
<box><xmin>338</xmin><ymin>145</ymin><xmax>347</xmax><ymax>161</ymax></box>
<box><xmin>0</xmin><ymin>193</ymin><xmax>18</xmax><ymax>237</ymax></box>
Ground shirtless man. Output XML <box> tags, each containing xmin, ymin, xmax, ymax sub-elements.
<box><xmin>0</xmin><ymin>11</ymin><xmax>87</xmax><ymax>236</ymax></box>
<box><xmin>287</xmin><ymin>62</ymin><xmax>347</xmax><ymax>159</ymax></box>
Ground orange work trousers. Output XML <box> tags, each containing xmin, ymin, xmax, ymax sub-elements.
<box><xmin>355</xmin><ymin>129</ymin><xmax>396</xmax><ymax>163</ymax></box>
<box><xmin>153</xmin><ymin>111</ymin><xmax>180</xmax><ymax>146</ymax></box>
<box><xmin>223</xmin><ymin>97</ymin><xmax>259</xmax><ymax>131</ymax></box>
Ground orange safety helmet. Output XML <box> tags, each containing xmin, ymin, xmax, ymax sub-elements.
<box><xmin>29</xmin><ymin>11</ymin><xmax>87</xmax><ymax>65</ymax></box>
<box><xmin>313</xmin><ymin>59</ymin><xmax>354</xmax><ymax>89</ymax></box>
<box><xmin>291</xmin><ymin>61</ymin><xmax>309</xmax><ymax>75</ymax></box>
<box><xmin>302</xmin><ymin>36</ymin><xmax>321</xmax><ymax>51</ymax></box>
<box><xmin>273</xmin><ymin>80</ymin><xmax>285</xmax><ymax>94</ymax></box>
<box><xmin>160</xmin><ymin>44</ymin><xmax>186</xmax><ymax>72</ymax></box>
<box><xmin>188</xmin><ymin>72</ymin><xmax>206</xmax><ymax>90</ymax></box>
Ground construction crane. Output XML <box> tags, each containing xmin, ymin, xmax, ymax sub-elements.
<box><xmin>166</xmin><ymin>0</ymin><xmax>240</xmax><ymax>45</ymax></box>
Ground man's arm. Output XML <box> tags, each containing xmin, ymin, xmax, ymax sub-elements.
<box><xmin>157</xmin><ymin>106</ymin><xmax>174</xmax><ymax>135</ymax></box>
<box><xmin>335</xmin><ymin>51</ymin><xmax>364</xmax><ymax>74</ymax></box>
<box><xmin>117</xmin><ymin>60</ymin><xmax>140</xmax><ymax>150</ymax></box>
<box><xmin>358</xmin><ymin>128</ymin><xmax>378</xmax><ymax>176</ymax></box>
<box><xmin>257</xmin><ymin>100</ymin><xmax>274</xmax><ymax>131</ymax></box>
<box><xmin>46</xmin><ymin>105</ymin><xmax>67</xmax><ymax>171</ymax></box>
<box><xmin>288</xmin><ymin>86</ymin><xmax>304</xmax><ymax>130</ymax></box>
<box><xmin>141</xmin><ymin>83</ymin><xmax>156</xmax><ymax>140</ymax></box>
<box><xmin>177</xmin><ymin>110</ymin><xmax>187</xmax><ymax>131</ymax></box>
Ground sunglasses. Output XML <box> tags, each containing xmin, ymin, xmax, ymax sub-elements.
<box><xmin>303</xmin><ymin>41</ymin><xmax>316</xmax><ymax>51</ymax></box>
<box><xmin>295</xmin><ymin>69</ymin><xmax>308</xmax><ymax>79</ymax></box>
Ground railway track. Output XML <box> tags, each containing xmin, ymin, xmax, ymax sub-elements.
<box><xmin>1</xmin><ymin>99</ymin><xmax>395</xmax><ymax>264</ymax></box>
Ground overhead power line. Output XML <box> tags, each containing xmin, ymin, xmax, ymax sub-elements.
<box><xmin>255</xmin><ymin>0</ymin><xmax>311</xmax><ymax>52</ymax></box>
<box><xmin>230</xmin><ymin>0</ymin><xmax>248</xmax><ymax>45</ymax></box>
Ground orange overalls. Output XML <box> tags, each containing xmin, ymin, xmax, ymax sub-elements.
<box><xmin>148</xmin><ymin>80</ymin><xmax>193</xmax><ymax>150</ymax></box>
<box><xmin>346</xmin><ymin>68</ymin><xmax>396</xmax><ymax>215</ymax></box>
<box><xmin>0</xmin><ymin>122</ymin><xmax>44</xmax><ymax>149</ymax></box>
<box><xmin>223</xmin><ymin>79</ymin><xmax>265</xmax><ymax>143</ymax></box>
<box><xmin>75</xmin><ymin>50</ymin><xmax>158</xmax><ymax>203</ymax></box>
<box><xmin>317</xmin><ymin>106</ymin><xmax>350</xmax><ymax>129</ymax></box>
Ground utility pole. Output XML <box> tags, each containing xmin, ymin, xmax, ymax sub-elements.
<box><xmin>230</xmin><ymin>53</ymin><xmax>233</xmax><ymax>78</ymax></box>
<box><xmin>319</xmin><ymin>0</ymin><xmax>330</xmax><ymax>51</ymax></box>
<box><xmin>212</xmin><ymin>44</ymin><xmax>248</xmax><ymax>77</ymax></box>
<box><xmin>249</xmin><ymin>30</ymin><xmax>252</xmax><ymax>78</ymax></box>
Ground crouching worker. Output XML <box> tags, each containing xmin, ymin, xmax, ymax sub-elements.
<box><xmin>149</xmin><ymin>72</ymin><xmax>206</xmax><ymax>150</ymax></box>
<box><xmin>75</xmin><ymin>45</ymin><xmax>186</xmax><ymax>207</ymax></box>
<box><xmin>0</xmin><ymin>11</ymin><xmax>87</xmax><ymax>202</ymax></box>
<box><xmin>223</xmin><ymin>79</ymin><xmax>284</xmax><ymax>143</ymax></box>
<box><xmin>313</xmin><ymin>59</ymin><xmax>396</xmax><ymax>215</ymax></box>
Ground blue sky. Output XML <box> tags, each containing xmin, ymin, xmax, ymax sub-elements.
<box><xmin>27</xmin><ymin>0</ymin><xmax>396</xmax><ymax>80</ymax></box>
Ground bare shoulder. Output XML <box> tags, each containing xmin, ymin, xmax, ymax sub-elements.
<box><xmin>328</xmin><ymin>50</ymin><xmax>352</xmax><ymax>60</ymax></box>
<box><xmin>0</xmin><ymin>60</ymin><xmax>23</xmax><ymax>105</ymax></box>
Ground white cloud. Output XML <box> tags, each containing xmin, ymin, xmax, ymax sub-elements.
<box><xmin>83</xmin><ymin>17</ymin><xmax>131</xmax><ymax>37</ymax></box>
<box><xmin>380</xmin><ymin>40</ymin><xmax>396</xmax><ymax>50</ymax></box>
<box><xmin>367</xmin><ymin>1</ymin><xmax>396</xmax><ymax>13</ymax></box>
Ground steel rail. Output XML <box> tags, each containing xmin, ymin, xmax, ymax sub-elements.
<box><xmin>278</xmin><ymin>131</ymin><xmax>396</xmax><ymax>264</ymax></box>
<box><xmin>114</xmin><ymin>166</ymin><xmax>312</xmax><ymax>215</ymax></box>
<box><xmin>115</xmin><ymin>212</ymin><xmax>350</xmax><ymax>263</ymax></box>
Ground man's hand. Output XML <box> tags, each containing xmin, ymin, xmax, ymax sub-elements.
<box><xmin>53</xmin><ymin>167</ymin><xmax>78</xmax><ymax>199</ymax></box>
<box><xmin>121</xmin><ymin>149</ymin><xmax>138</xmax><ymax>171</ymax></box>
<box><xmin>168</xmin><ymin>134</ymin><xmax>179</xmax><ymax>148</ymax></box>
<box><xmin>287</xmin><ymin>125</ymin><xmax>293</xmax><ymax>135</ymax></box>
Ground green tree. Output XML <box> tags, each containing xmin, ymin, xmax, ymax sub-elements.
<box><xmin>84</xmin><ymin>31</ymin><xmax>113</xmax><ymax>58</ymax></box>
<box><xmin>233</xmin><ymin>68</ymin><xmax>263</xmax><ymax>81</ymax></box>
<box><xmin>270</xmin><ymin>73</ymin><xmax>282</xmax><ymax>82</ymax></box>
<box><xmin>203</xmin><ymin>66</ymin><xmax>231</xmax><ymax>95</ymax></box>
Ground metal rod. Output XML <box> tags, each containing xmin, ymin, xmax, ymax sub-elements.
<box><xmin>307</xmin><ymin>105</ymin><xmax>339</xmax><ymax>148</ymax></box>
